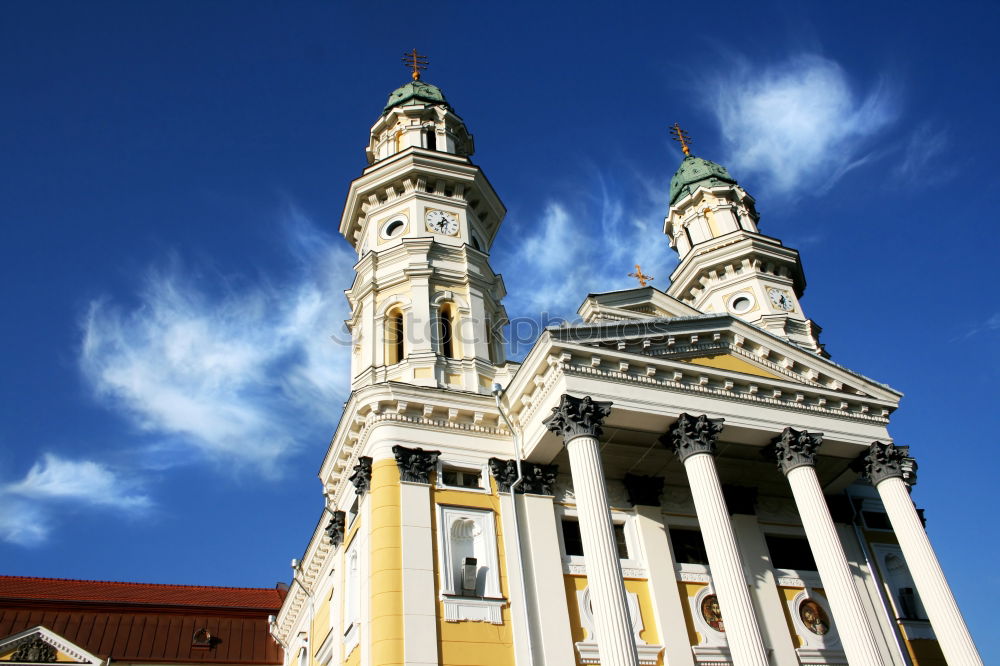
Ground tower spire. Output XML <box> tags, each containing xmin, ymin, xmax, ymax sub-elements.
<box><xmin>402</xmin><ymin>48</ymin><xmax>428</xmax><ymax>81</ymax></box>
<box><xmin>669</xmin><ymin>122</ymin><xmax>692</xmax><ymax>156</ymax></box>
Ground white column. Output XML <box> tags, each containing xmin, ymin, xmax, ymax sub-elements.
<box><xmin>684</xmin><ymin>454</ymin><xmax>769</xmax><ymax>666</ymax></box>
<box><xmin>544</xmin><ymin>395</ymin><xmax>638</xmax><ymax>666</ymax></box>
<box><xmin>864</xmin><ymin>441</ymin><xmax>983</xmax><ymax>665</ymax></box>
<box><xmin>667</xmin><ymin>413</ymin><xmax>769</xmax><ymax>666</ymax></box>
<box><xmin>786</xmin><ymin>465</ymin><xmax>887</xmax><ymax>664</ymax></box>
<box><xmin>634</xmin><ymin>505</ymin><xmax>696</xmax><ymax>666</ymax></box>
<box><xmin>567</xmin><ymin>434</ymin><xmax>640</xmax><ymax>666</ymax></box>
<box><xmin>770</xmin><ymin>427</ymin><xmax>886</xmax><ymax>665</ymax></box>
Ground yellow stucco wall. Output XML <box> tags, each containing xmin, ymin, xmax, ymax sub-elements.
<box><xmin>563</xmin><ymin>575</ymin><xmax>664</xmax><ymax>665</ymax></box>
<box><xmin>680</xmin><ymin>581</ymin><xmax>705</xmax><ymax>646</ymax></box>
<box><xmin>432</xmin><ymin>484</ymin><xmax>515</xmax><ymax>666</ymax></box>
<box><xmin>682</xmin><ymin>354</ymin><xmax>781</xmax><ymax>379</ymax></box>
<box><xmin>370</xmin><ymin>458</ymin><xmax>404</xmax><ymax>665</ymax></box>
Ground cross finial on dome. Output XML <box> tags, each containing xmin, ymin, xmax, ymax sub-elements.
<box><xmin>403</xmin><ymin>49</ymin><xmax>428</xmax><ymax>81</ymax></box>
<box><xmin>628</xmin><ymin>264</ymin><xmax>653</xmax><ymax>287</ymax></box>
<box><xmin>669</xmin><ymin>122</ymin><xmax>692</xmax><ymax>156</ymax></box>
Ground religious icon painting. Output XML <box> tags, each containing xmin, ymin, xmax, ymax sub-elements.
<box><xmin>700</xmin><ymin>594</ymin><xmax>725</xmax><ymax>632</ymax></box>
<box><xmin>799</xmin><ymin>598</ymin><xmax>831</xmax><ymax>636</ymax></box>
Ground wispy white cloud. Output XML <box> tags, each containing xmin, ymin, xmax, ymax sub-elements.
<box><xmin>894</xmin><ymin>121</ymin><xmax>950</xmax><ymax>183</ymax></box>
<box><xmin>500</xmin><ymin>166</ymin><xmax>677</xmax><ymax>342</ymax></box>
<box><xmin>956</xmin><ymin>312</ymin><xmax>1000</xmax><ymax>341</ymax></box>
<box><xmin>79</xmin><ymin>207</ymin><xmax>355</xmax><ymax>474</ymax></box>
<box><xmin>707</xmin><ymin>54</ymin><xmax>897</xmax><ymax>196</ymax></box>
<box><xmin>0</xmin><ymin>454</ymin><xmax>150</xmax><ymax>546</ymax></box>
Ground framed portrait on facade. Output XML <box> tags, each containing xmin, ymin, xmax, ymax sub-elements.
<box><xmin>799</xmin><ymin>598</ymin><xmax>831</xmax><ymax>636</ymax></box>
<box><xmin>700</xmin><ymin>594</ymin><xmax>725</xmax><ymax>632</ymax></box>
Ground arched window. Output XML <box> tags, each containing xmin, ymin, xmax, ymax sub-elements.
<box><xmin>423</xmin><ymin>126</ymin><xmax>437</xmax><ymax>151</ymax></box>
<box><xmin>385</xmin><ymin>308</ymin><xmax>404</xmax><ymax>364</ymax></box>
<box><xmin>438</xmin><ymin>303</ymin><xmax>457</xmax><ymax>359</ymax></box>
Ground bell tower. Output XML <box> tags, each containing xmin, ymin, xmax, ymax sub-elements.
<box><xmin>339</xmin><ymin>54</ymin><xmax>509</xmax><ymax>392</ymax></box>
<box><xmin>663</xmin><ymin>125</ymin><xmax>824</xmax><ymax>354</ymax></box>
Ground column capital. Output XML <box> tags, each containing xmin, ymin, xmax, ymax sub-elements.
<box><xmin>663</xmin><ymin>413</ymin><xmax>724</xmax><ymax>462</ymax></box>
<box><xmin>623</xmin><ymin>474</ymin><xmax>664</xmax><ymax>506</ymax></box>
<box><xmin>766</xmin><ymin>427</ymin><xmax>823</xmax><ymax>475</ymax></box>
<box><xmin>543</xmin><ymin>394</ymin><xmax>612</xmax><ymax>443</ymax></box>
<box><xmin>325</xmin><ymin>510</ymin><xmax>346</xmax><ymax>547</ymax></box>
<box><xmin>488</xmin><ymin>458</ymin><xmax>558</xmax><ymax>495</ymax></box>
<box><xmin>392</xmin><ymin>445</ymin><xmax>441</xmax><ymax>483</ymax></box>
<box><xmin>348</xmin><ymin>456</ymin><xmax>373</xmax><ymax>495</ymax></box>
<box><xmin>860</xmin><ymin>441</ymin><xmax>917</xmax><ymax>487</ymax></box>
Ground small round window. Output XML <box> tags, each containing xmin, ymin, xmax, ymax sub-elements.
<box><xmin>380</xmin><ymin>216</ymin><xmax>407</xmax><ymax>239</ymax></box>
<box><xmin>728</xmin><ymin>293</ymin><xmax>754</xmax><ymax>314</ymax></box>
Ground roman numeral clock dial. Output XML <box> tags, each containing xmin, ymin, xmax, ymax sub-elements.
<box><xmin>425</xmin><ymin>209</ymin><xmax>458</xmax><ymax>235</ymax></box>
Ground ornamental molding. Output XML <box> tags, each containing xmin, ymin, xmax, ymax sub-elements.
<box><xmin>563</xmin><ymin>561</ymin><xmax>648</xmax><ymax>578</ymax></box>
<box><xmin>860</xmin><ymin>441</ymin><xmax>916</xmax><ymax>487</ymax></box>
<box><xmin>487</xmin><ymin>458</ymin><xmax>558</xmax><ymax>495</ymax></box>
<box><xmin>765</xmin><ymin>427</ymin><xmax>824</xmax><ymax>475</ymax></box>
<box><xmin>324</xmin><ymin>510</ymin><xmax>346</xmax><ymax>547</ymax></box>
<box><xmin>393</xmin><ymin>445</ymin><xmax>440</xmax><ymax>483</ymax></box>
<box><xmin>665</xmin><ymin>413</ymin><xmax>725</xmax><ymax>463</ymax></box>
<box><xmin>511</xmin><ymin>345</ymin><xmax>893</xmax><ymax>437</ymax></box>
<box><xmin>0</xmin><ymin>627</ymin><xmax>102</xmax><ymax>666</ymax></box>
<box><xmin>347</xmin><ymin>456</ymin><xmax>372</xmax><ymax>495</ymax></box>
<box><xmin>543</xmin><ymin>394</ymin><xmax>613</xmax><ymax>442</ymax></box>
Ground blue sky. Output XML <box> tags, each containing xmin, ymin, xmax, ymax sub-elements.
<box><xmin>2</xmin><ymin>0</ymin><xmax>998</xmax><ymax>658</ymax></box>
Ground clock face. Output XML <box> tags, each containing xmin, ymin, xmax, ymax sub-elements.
<box><xmin>425</xmin><ymin>209</ymin><xmax>459</xmax><ymax>235</ymax></box>
<box><xmin>768</xmin><ymin>288</ymin><xmax>794</xmax><ymax>311</ymax></box>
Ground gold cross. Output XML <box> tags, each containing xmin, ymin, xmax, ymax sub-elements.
<box><xmin>628</xmin><ymin>264</ymin><xmax>653</xmax><ymax>287</ymax></box>
<box><xmin>403</xmin><ymin>49</ymin><xmax>428</xmax><ymax>81</ymax></box>
<box><xmin>669</xmin><ymin>122</ymin><xmax>692</xmax><ymax>156</ymax></box>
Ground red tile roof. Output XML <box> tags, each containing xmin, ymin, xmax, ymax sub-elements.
<box><xmin>0</xmin><ymin>576</ymin><xmax>285</xmax><ymax>609</ymax></box>
<box><xmin>0</xmin><ymin>577</ymin><xmax>285</xmax><ymax>664</ymax></box>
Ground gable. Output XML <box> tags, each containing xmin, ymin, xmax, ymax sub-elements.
<box><xmin>681</xmin><ymin>353</ymin><xmax>782</xmax><ymax>380</ymax></box>
<box><xmin>0</xmin><ymin>627</ymin><xmax>101</xmax><ymax>666</ymax></box>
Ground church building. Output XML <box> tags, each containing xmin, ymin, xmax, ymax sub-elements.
<box><xmin>269</xmin><ymin>60</ymin><xmax>982</xmax><ymax>666</ymax></box>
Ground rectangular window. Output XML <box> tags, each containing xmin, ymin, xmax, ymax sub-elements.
<box><xmin>562</xmin><ymin>519</ymin><xmax>629</xmax><ymax>559</ymax></box>
<box><xmin>669</xmin><ymin>528</ymin><xmax>709</xmax><ymax>565</ymax></box>
<box><xmin>765</xmin><ymin>534</ymin><xmax>818</xmax><ymax>571</ymax></box>
<box><xmin>562</xmin><ymin>519</ymin><xmax>584</xmax><ymax>556</ymax></box>
<box><xmin>441</xmin><ymin>466</ymin><xmax>482</xmax><ymax>489</ymax></box>
<box><xmin>862</xmin><ymin>510</ymin><xmax>892</xmax><ymax>530</ymax></box>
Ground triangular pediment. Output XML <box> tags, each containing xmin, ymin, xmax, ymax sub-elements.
<box><xmin>679</xmin><ymin>353</ymin><xmax>783</xmax><ymax>380</ymax></box>
<box><xmin>0</xmin><ymin>627</ymin><xmax>102</xmax><ymax>666</ymax></box>
<box><xmin>546</xmin><ymin>313</ymin><xmax>901</xmax><ymax>404</ymax></box>
<box><xmin>578</xmin><ymin>286</ymin><xmax>700</xmax><ymax>323</ymax></box>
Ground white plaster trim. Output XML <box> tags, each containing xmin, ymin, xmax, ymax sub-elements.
<box><xmin>441</xmin><ymin>595</ymin><xmax>505</xmax><ymax>624</ymax></box>
<box><xmin>0</xmin><ymin>626</ymin><xmax>103</xmax><ymax>666</ymax></box>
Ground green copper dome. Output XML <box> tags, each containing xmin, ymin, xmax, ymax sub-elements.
<box><xmin>669</xmin><ymin>155</ymin><xmax>738</xmax><ymax>205</ymax></box>
<box><xmin>383</xmin><ymin>80</ymin><xmax>451</xmax><ymax>113</ymax></box>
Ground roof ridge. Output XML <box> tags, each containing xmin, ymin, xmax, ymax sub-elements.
<box><xmin>0</xmin><ymin>575</ymin><xmax>280</xmax><ymax>593</ymax></box>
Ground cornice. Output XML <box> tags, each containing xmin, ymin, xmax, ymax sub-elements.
<box><xmin>340</xmin><ymin>150</ymin><xmax>506</xmax><ymax>246</ymax></box>
<box><xmin>506</xmin><ymin>333</ymin><xmax>898</xmax><ymax>436</ymax></box>
<box><xmin>544</xmin><ymin>314</ymin><xmax>899</xmax><ymax>400</ymax></box>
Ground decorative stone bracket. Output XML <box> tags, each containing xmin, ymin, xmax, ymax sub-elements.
<box><xmin>325</xmin><ymin>510</ymin><xmax>346</xmax><ymax>547</ymax></box>
<box><xmin>392</xmin><ymin>445</ymin><xmax>441</xmax><ymax>483</ymax></box>
<box><xmin>488</xmin><ymin>458</ymin><xmax>558</xmax><ymax>495</ymax></box>
<box><xmin>765</xmin><ymin>427</ymin><xmax>823</xmax><ymax>475</ymax></box>
<box><xmin>859</xmin><ymin>441</ymin><xmax>917</xmax><ymax>487</ymax></box>
<box><xmin>348</xmin><ymin>456</ymin><xmax>373</xmax><ymax>495</ymax></box>
<box><xmin>663</xmin><ymin>413</ymin><xmax>724</xmax><ymax>462</ymax></box>
<box><xmin>543</xmin><ymin>394</ymin><xmax>612</xmax><ymax>442</ymax></box>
